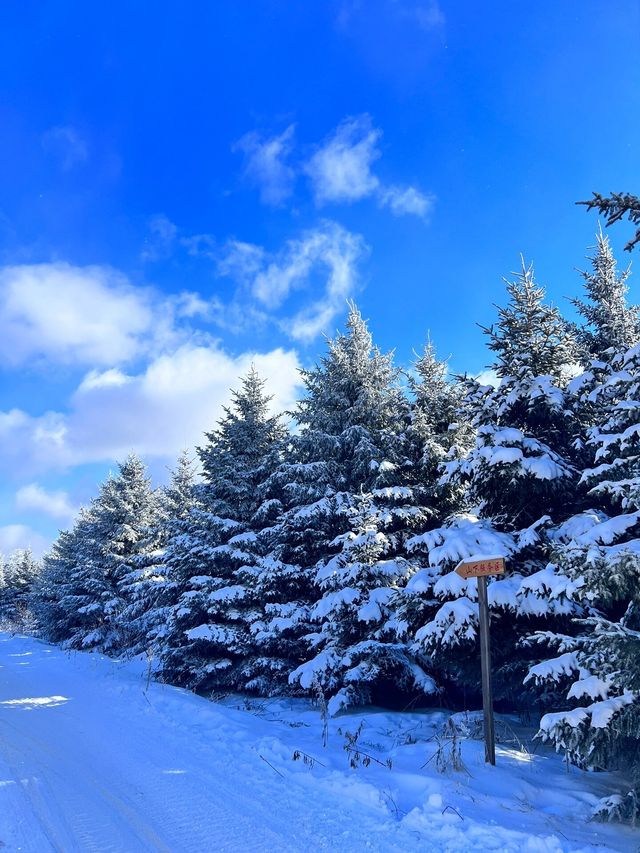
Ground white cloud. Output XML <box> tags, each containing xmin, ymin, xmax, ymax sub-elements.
<box><xmin>337</xmin><ymin>1</ymin><xmax>445</xmax><ymax>33</ymax></box>
<box><xmin>401</xmin><ymin>1</ymin><xmax>445</xmax><ymax>31</ymax></box>
<box><xmin>141</xmin><ymin>214</ymin><xmax>178</xmax><ymax>261</ymax></box>
<box><xmin>305</xmin><ymin>115</ymin><xmax>381</xmax><ymax>205</ymax></box>
<box><xmin>197</xmin><ymin>297</ymin><xmax>271</xmax><ymax>336</ymax></box>
<box><xmin>474</xmin><ymin>369</ymin><xmax>501</xmax><ymax>388</ymax></box>
<box><xmin>171</xmin><ymin>292</ymin><xmax>215</xmax><ymax>320</ymax></box>
<box><xmin>234</xmin><ymin>114</ymin><xmax>434</xmax><ymax>220</ymax></box>
<box><xmin>0</xmin><ymin>262</ymin><xmax>210</xmax><ymax>368</ymax></box>
<box><xmin>77</xmin><ymin>368</ymin><xmax>131</xmax><ymax>393</ymax></box>
<box><xmin>67</xmin><ymin>345</ymin><xmax>302</xmax><ymax>461</ymax></box>
<box><xmin>0</xmin><ymin>263</ymin><xmax>159</xmax><ymax>367</ymax></box>
<box><xmin>15</xmin><ymin>484</ymin><xmax>78</xmax><ymax>524</ymax></box>
<box><xmin>217</xmin><ymin>240</ymin><xmax>266</xmax><ymax>283</ymax></box>
<box><xmin>379</xmin><ymin>185</ymin><xmax>435</xmax><ymax>219</ymax></box>
<box><xmin>42</xmin><ymin>125</ymin><xmax>88</xmax><ymax>171</ymax></box>
<box><xmin>0</xmin><ymin>525</ymin><xmax>50</xmax><ymax>559</ymax></box>
<box><xmin>234</xmin><ymin>125</ymin><xmax>296</xmax><ymax>205</ymax></box>
<box><xmin>0</xmin><ymin>408</ymin><xmax>70</xmax><ymax>475</ymax></box>
<box><xmin>304</xmin><ymin>114</ymin><xmax>433</xmax><ymax>219</ymax></box>
<box><xmin>181</xmin><ymin>233</ymin><xmax>217</xmax><ymax>259</ymax></box>
<box><xmin>0</xmin><ymin>344</ymin><xmax>302</xmax><ymax>475</ymax></box>
<box><xmin>219</xmin><ymin>221</ymin><xmax>367</xmax><ymax>340</ymax></box>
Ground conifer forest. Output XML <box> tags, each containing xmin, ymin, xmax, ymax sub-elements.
<box><xmin>4</xmin><ymin>216</ymin><xmax>640</xmax><ymax>828</ymax></box>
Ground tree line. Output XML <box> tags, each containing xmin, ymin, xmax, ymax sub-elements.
<box><xmin>3</xmin><ymin>218</ymin><xmax>640</xmax><ymax>822</ymax></box>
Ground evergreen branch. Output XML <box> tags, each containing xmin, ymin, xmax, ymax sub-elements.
<box><xmin>577</xmin><ymin>192</ymin><xmax>640</xmax><ymax>252</ymax></box>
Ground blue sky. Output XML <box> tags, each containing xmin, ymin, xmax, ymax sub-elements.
<box><xmin>1</xmin><ymin>0</ymin><xmax>639</xmax><ymax>555</ymax></box>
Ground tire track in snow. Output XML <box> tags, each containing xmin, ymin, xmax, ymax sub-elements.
<box><xmin>0</xmin><ymin>713</ymin><xmax>171</xmax><ymax>852</ymax></box>
<box><xmin>0</xmin><ymin>639</ymin><xmax>307</xmax><ymax>852</ymax></box>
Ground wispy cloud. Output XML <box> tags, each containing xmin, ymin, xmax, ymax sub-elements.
<box><xmin>0</xmin><ymin>262</ymin><xmax>213</xmax><ymax>368</ymax></box>
<box><xmin>306</xmin><ymin>115</ymin><xmax>434</xmax><ymax>219</ymax></box>
<box><xmin>233</xmin><ymin>125</ymin><xmax>296</xmax><ymax>205</ymax></box>
<box><xmin>337</xmin><ymin>1</ymin><xmax>445</xmax><ymax>34</ymax></box>
<box><xmin>217</xmin><ymin>240</ymin><xmax>266</xmax><ymax>283</ymax></box>
<box><xmin>0</xmin><ymin>345</ymin><xmax>302</xmax><ymax>476</ymax></box>
<box><xmin>378</xmin><ymin>184</ymin><xmax>435</xmax><ymax>218</ymax></box>
<box><xmin>400</xmin><ymin>1</ymin><xmax>445</xmax><ymax>31</ymax></box>
<box><xmin>15</xmin><ymin>483</ymin><xmax>78</xmax><ymax>524</ymax></box>
<box><xmin>305</xmin><ymin>115</ymin><xmax>381</xmax><ymax>204</ymax></box>
<box><xmin>235</xmin><ymin>114</ymin><xmax>434</xmax><ymax>220</ymax></box>
<box><xmin>172</xmin><ymin>292</ymin><xmax>215</xmax><ymax>320</ymax></box>
<box><xmin>141</xmin><ymin>214</ymin><xmax>178</xmax><ymax>262</ymax></box>
<box><xmin>41</xmin><ymin>125</ymin><xmax>88</xmax><ymax>171</ymax></box>
<box><xmin>218</xmin><ymin>221</ymin><xmax>367</xmax><ymax>341</ymax></box>
<box><xmin>0</xmin><ymin>263</ymin><xmax>156</xmax><ymax>366</ymax></box>
<box><xmin>181</xmin><ymin>233</ymin><xmax>217</xmax><ymax>259</ymax></box>
<box><xmin>0</xmin><ymin>524</ymin><xmax>50</xmax><ymax>558</ymax></box>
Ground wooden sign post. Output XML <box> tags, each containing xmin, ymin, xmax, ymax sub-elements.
<box><xmin>454</xmin><ymin>556</ymin><xmax>505</xmax><ymax>766</ymax></box>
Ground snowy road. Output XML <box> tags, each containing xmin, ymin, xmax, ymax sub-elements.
<box><xmin>0</xmin><ymin>633</ymin><xmax>635</xmax><ymax>852</ymax></box>
<box><xmin>0</xmin><ymin>634</ymin><xmax>406</xmax><ymax>852</ymax></box>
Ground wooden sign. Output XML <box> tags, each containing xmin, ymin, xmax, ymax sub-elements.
<box><xmin>454</xmin><ymin>556</ymin><xmax>505</xmax><ymax>579</ymax></box>
<box><xmin>453</xmin><ymin>554</ymin><xmax>506</xmax><ymax>766</ymax></box>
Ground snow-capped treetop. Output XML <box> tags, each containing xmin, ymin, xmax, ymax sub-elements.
<box><xmin>482</xmin><ymin>258</ymin><xmax>577</xmax><ymax>383</ymax></box>
<box><xmin>162</xmin><ymin>450</ymin><xmax>199</xmax><ymax>522</ymax></box>
<box><xmin>198</xmin><ymin>367</ymin><xmax>288</xmax><ymax>524</ymax></box>
<box><xmin>293</xmin><ymin>302</ymin><xmax>408</xmax><ymax>492</ymax></box>
<box><xmin>92</xmin><ymin>454</ymin><xmax>163</xmax><ymax>563</ymax></box>
<box><xmin>571</xmin><ymin>226</ymin><xmax>639</xmax><ymax>361</ymax></box>
<box><xmin>581</xmin><ymin>346</ymin><xmax>640</xmax><ymax>514</ymax></box>
<box><xmin>408</xmin><ymin>338</ymin><xmax>471</xmax><ymax>502</ymax></box>
<box><xmin>2</xmin><ymin>548</ymin><xmax>40</xmax><ymax>590</ymax></box>
<box><xmin>411</xmin><ymin>338</ymin><xmax>459</xmax><ymax>424</ymax></box>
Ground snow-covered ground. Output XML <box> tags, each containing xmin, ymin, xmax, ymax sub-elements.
<box><xmin>0</xmin><ymin>633</ymin><xmax>636</xmax><ymax>852</ymax></box>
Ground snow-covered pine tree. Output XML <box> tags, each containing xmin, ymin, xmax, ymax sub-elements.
<box><xmin>388</xmin><ymin>339</ymin><xmax>473</xmax><ymax>683</ymax></box>
<box><xmin>38</xmin><ymin>455</ymin><xmax>161</xmax><ymax>652</ymax></box>
<box><xmin>293</xmin><ymin>486</ymin><xmax>439</xmax><ymax>715</ymax></box>
<box><xmin>0</xmin><ymin>548</ymin><xmax>40</xmax><ymax>630</ymax></box>
<box><xmin>36</xmin><ymin>508</ymin><xmax>109</xmax><ymax>647</ymax></box>
<box><xmin>160</xmin><ymin>368</ymin><xmax>287</xmax><ymax>694</ymax></box>
<box><xmin>120</xmin><ymin>451</ymin><xmax>199</xmax><ymax>657</ymax></box>
<box><xmin>407</xmin><ymin>339</ymin><xmax>472</xmax><ymax>505</ymax></box>
<box><xmin>570</xmin><ymin>225</ymin><xmax>640</xmax><ymax>362</ymax></box>
<box><xmin>526</xmin><ymin>340</ymin><xmax>640</xmax><ymax>822</ymax></box>
<box><xmin>568</xmin><ymin>230</ymin><xmax>640</xmax><ymax>474</ymax></box>
<box><xmin>163</xmin><ymin>451</ymin><xmax>200</xmax><ymax>525</ymax></box>
<box><xmin>280</xmin><ymin>304</ymin><xmax>435</xmax><ymax>713</ymax></box>
<box><xmin>409</xmin><ymin>260</ymin><xmax>583</xmax><ymax>705</ymax></box>
<box><xmin>250</xmin><ymin>314</ymin><xmax>383</xmax><ymax>698</ymax></box>
<box><xmin>91</xmin><ymin>454</ymin><xmax>163</xmax><ymax>653</ymax></box>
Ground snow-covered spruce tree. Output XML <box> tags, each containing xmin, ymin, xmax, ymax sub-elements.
<box><xmin>408</xmin><ymin>260</ymin><xmax>583</xmax><ymax>706</ymax></box>
<box><xmin>278</xmin><ymin>304</ymin><xmax>435</xmax><ymax>713</ymax></box>
<box><xmin>388</xmin><ymin>339</ymin><xmax>473</xmax><ymax>682</ymax></box>
<box><xmin>160</xmin><ymin>368</ymin><xmax>287</xmax><ymax>694</ymax></box>
<box><xmin>90</xmin><ymin>454</ymin><xmax>163</xmax><ymax>653</ymax></box>
<box><xmin>526</xmin><ymin>341</ymin><xmax>640</xmax><ymax>822</ymax></box>
<box><xmin>38</xmin><ymin>456</ymin><xmax>161</xmax><ymax>652</ymax></box>
<box><xmin>567</xmin><ymin>230</ymin><xmax>640</xmax><ymax>473</ymax></box>
<box><xmin>36</xmin><ymin>508</ymin><xmax>110</xmax><ymax>646</ymax></box>
<box><xmin>0</xmin><ymin>549</ymin><xmax>41</xmax><ymax>630</ymax></box>
<box><xmin>119</xmin><ymin>451</ymin><xmax>199</xmax><ymax>657</ymax></box>
<box><xmin>570</xmin><ymin>225</ymin><xmax>639</xmax><ymax>362</ymax></box>
<box><xmin>407</xmin><ymin>339</ymin><xmax>473</xmax><ymax>504</ymax></box>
